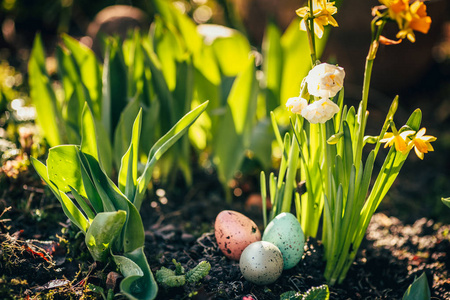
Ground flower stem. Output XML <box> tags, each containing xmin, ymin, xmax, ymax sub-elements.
<box><xmin>354</xmin><ymin>19</ymin><xmax>386</xmax><ymax>169</ymax></box>
<box><xmin>307</xmin><ymin>0</ymin><xmax>317</xmax><ymax>65</ymax></box>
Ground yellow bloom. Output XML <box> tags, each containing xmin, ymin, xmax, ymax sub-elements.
<box><xmin>380</xmin><ymin>130</ymin><xmax>414</xmax><ymax>154</ymax></box>
<box><xmin>409</xmin><ymin>127</ymin><xmax>436</xmax><ymax>160</ymax></box>
<box><xmin>379</xmin><ymin>0</ymin><xmax>432</xmax><ymax>43</ymax></box>
<box><xmin>396</xmin><ymin>1</ymin><xmax>432</xmax><ymax>42</ymax></box>
<box><xmin>296</xmin><ymin>0</ymin><xmax>338</xmax><ymax>39</ymax></box>
<box><xmin>379</xmin><ymin>0</ymin><xmax>408</xmax><ymax>24</ymax></box>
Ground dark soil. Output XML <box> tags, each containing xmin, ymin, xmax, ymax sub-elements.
<box><xmin>0</xmin><ymin>166</ymin><xmax>449</xmax><ymax>300</ymax></box>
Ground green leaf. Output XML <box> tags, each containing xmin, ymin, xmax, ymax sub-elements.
<box><xmin>102</xmin><ymin>38</ymin><xmax>128</xmax><ymax>141</ymax></box>
<box><xmin>153</xmin><ymin>17</ymin><xmax>185</xmax><ymax>92</ymax></box>
<box><xmin>80</xmin><ymin>153</ymin><xmax>145</xmax><ymax>252</ymax></box>
<box><xmin>55</xmin><ymin>46</ymin><xmax>84</xmax><ymax>144</ymax></box>
<box><xmin>29</xmin><ymin>34</ymin><xmax>64</xmax><ymax>147</ymax></box>
<box><xmin>302</xmin><ymin>284</ymin><xmax>330</xmax><ymax>300</ymax></box>
<box><xmin>117</xmin><ymin>247</ymin><xmax>158</xmax><ymax>300</ymax></box>
<box><xmin>112</xmin><ymin>253</ymin><xmax>143</xmax><ymax>278</ymax></box>
<box><xmin>193</xmin><ymin>42</ymin><xmax>221</xmax><ymax>87</ymax></box>
<box><xmin>118</xmin><ymin>109</ymin><xmax>142</xmax><ymax>197</ymax></box>
<box><xmin>135</xmin><ymin>100</ymin><xmax>209</xmax><ymax>209</ymax></box>
<box><xmin>113</xmin><ymin>95</ymin><xmax>141</xmax><ymax>168</ymax></box>
<box><xmin>81</xmin><ymin>103</ymin><xmax>100</xmax><ymax>164</ymax></box>
<box><xmin>213</xmin><ymin>58</ymin><xmax>258</xmax><ymax>199</ymax></box>
<box><xmin>68</xmin><ymin>186</ymin><xmax>95</xmax><ymax>222</ymax></box>
<box><xmin>249</xmin><ymin>118</ymin><xmax>275</xmax><ymax>171</ymax></box>
<box><xmin>30</xmin><ymin>157</ymin><xmax>89</xmax><ymax>233</ymax></box>
<box><xmin>85</xmin><ymin>211</ymin><xmax>126</xmax><ymax>262</ymax></box>
<box><xmin>143</xmin><ymin>43</ymin><xmax>174</xmax><ymax>133</ymax></box>
<box><xmin>210</xmin><ymin>28</ymin><xmax>251</xmax><ymax>77</ymax></box>
<box><xmin>185</xmin><ymin>261</ymin><xmax>211</xmax><ymax>284</ymax></box>
<box><xmin>280</xmin><ymin>291</ymin><xmax>300</xmax><ymax>300</ymax></box>
<box><xmin>61</xmin><ymin>34</ymin><xmax>102</xmax><ymax>117</ymax></box>
<box><xmin>47</xmin><ymin>145</ymin><xmax>85</xmax><ymax>196</ymax></box>
<box><xmin>402</xmin><ymin>272</ymin><xmax>430</xmax><ymax>300</ymax></box>
<box><xmin>262</xmin><ymin>21</ymin><xmax>283</xmax><ymax>112</ymax></box>
<box><xmin>155</xmin><ymin>267</ymin><xmax>185</xmax><ymax>288</ymax></box>
<box><xmin>442</xmin><ymin>197</ymin><xmax>450</xmax><ymax>209</ymax></box>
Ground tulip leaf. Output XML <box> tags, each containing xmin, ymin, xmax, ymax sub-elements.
<box><xmin>135</xmin><ymin>100</ymin><xmax>209</xmax><ymax>210</ymax></box>
<box><xmin>118</xmin><ymin>109</ymin><xmax>141</xmax><ymax>196</ymax></box>
<box><xmin>262</xmin><ymin>21</ymin><xmax>283</xmax><ymax>112</ymax></box>
<box><xmin>113</xmin><ymin>95</ymin><xmax>141</xmax><ymax>168</ymax></box>
<box><xmin>86</xmin><ymin>211</ymin><xmax>127</xmax><ymax>262</ymax></box>
<box><xmin>80</xmin><ymin>102</ymin><xmax>113</xmax><ymax>176</ymax></box>
<box><xmin>29</xmin><ymin>34</ymin><xmax>64</xmax><ymax>147</ymax></box>
<box><xmin>30</xmin><ymin>157</ymin><xmax>89</xmax><ymax>233</ymax></box>
<box><xmin>211</xmin><ymin>31</ymin><xmax>251</xmax><ymax>77</ymax></box>
<box><xmin>102</xmin><ymin>38</ymin><xmax>128</xmax><ymax>141</ymax></box>
<box><xmin>442</xmin><ymin>197</ymin><xmax>450</xmax><ymax>209</ymax></box>
<box><xmin>61</xmin><ymin>34</ymin><xmax>102</xmax><ymax>117</ymax></box>
<box><xmin>80</xmin><ymin>152</ymin><xmax>145</xmax><ymax>253</ymax></box>
<box><xmin>213</xmin><ymin>58</ymin><xmax>258</xmax><ymax>201</ymax></box>
<box><xmin>114</xmin><ymin>247</ymin><xmax>158</xmax><ymax>300</ymax></box>
<box><xmin>47</xmin><ymin>145</ymin><xmax>85</xmax><ymax>196</ymax></box>
<box><xmin>402</xmin><ymin>272</ymin><xmax>430</xmax><ymax>300</ymax></box>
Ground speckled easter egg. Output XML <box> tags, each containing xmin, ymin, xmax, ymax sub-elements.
<box><xmin>239</xmin><ymin>241</ymin><xmax>283</xmax><ymax>285</ymax></box>
<box><xmin>262</xmin><ymin>212</ymin><xmax>305</xmax><ymax>269</ymax></box>
<box><xmin>214</xmin><ymin>210</ymin><xmax>261</xmax><ymax>260</ymax></box>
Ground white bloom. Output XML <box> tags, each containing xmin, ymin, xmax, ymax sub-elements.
<box><xmin>286</xmin><ymin>96</ymin><xmax>308</xmax><ymax>114</ymax></box>
<box><xmin>301</xmin><ymin>98</ymin><xmax>340</xmax><ymax>124</ymax></box>
<box><xmin>306</xmin><ymin>63</ymin><xmax>345</xmax><ymax>98</ymax></box>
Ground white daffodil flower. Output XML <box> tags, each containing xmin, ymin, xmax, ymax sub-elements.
<box><xmin>301</xmin><ymin>98</ymin><xmax>340</xmax><ymax>124</ymax></box>
<box><xmin>305</xmin><ymin>63</ymin><xmax>345</xmax><ymax>98</ymax></box>
<box><xmin>286</xmin><ymin>96</ymin><xmax>308</xmax><ymax>114</ymax></box>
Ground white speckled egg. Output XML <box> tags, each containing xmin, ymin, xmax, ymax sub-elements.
<box><xmin>214</xmin><ymin>210</ymin><xmax>261</xmax><ymax>260</ymax></box>
<box><xmin>239</xmin><ymin>241</ymin><xmax>283</xmax><ymax>285</ymax></box>
<box><xmin>262</xmin><ymin>212</ymin><xmax>305</xmax><ymax>269</ymax></box>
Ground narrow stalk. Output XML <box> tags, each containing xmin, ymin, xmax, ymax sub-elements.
<box><xmin>307</xmin><ymin>0</ymin><xmax>317</xmax><ymax>65</ymax></box>
<box><xmin>281</xmin><ymin>120</ymin><xmax>300</xmax><ymax>213</ymax></box>
<box><xmin>354</xmin><ymin>20</ymin><xmax>386</xmax><ymax>169</ymax></box>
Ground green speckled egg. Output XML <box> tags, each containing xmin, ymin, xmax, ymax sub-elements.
<box><xmin>239</xmin><ymin>241</ymin><xmax>283</xmax><ymax>285</ymax></box>
<box><xmin>262</xmin><ymin>212</ymin><xmax>305</xmax><ymax>269</ymax></box>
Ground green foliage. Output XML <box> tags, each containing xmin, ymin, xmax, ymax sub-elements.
<box><xmin>302</xmin><ymin>285</ymin><xmax>330</xmax><ymax>300</ymax></box>
<box><xmin>31</xmin><ymin>99</ymin><xmax>207</xmax><ymax>299</ymax></box>
<box><xmin>280</xmin><ymin>285</ymin><xmax>330</xmax><ymax>300</ymax></box>
<box><xmin>28</xmin><ymin>0</ymin><xmax>321</xmax><ymax>200</ymax></box>
<box><xmin>264</xmin><ymin>0</ymin><xmax>434</xmax><ymax>287</ymax></box>
<box><xmin>185</xmin><ymin>261</ymin><xmax>211</xmax><ymax>284</ymax></box>
<box><xmin>155</xmin><ymin>260</ymin><xmax>211</xmax><ymax>289</ymax></box>
<box><xmin>441</xmin><ymin>197</ymin><xmax>450</xmax><ymax>209</ymax></box>
<box><xmin>402</xmin><ymin>273</ymin><xmax>431</xmax><ymax>300</ymax></box>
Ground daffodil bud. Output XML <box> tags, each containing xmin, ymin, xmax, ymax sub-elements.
<box><xmin>301</xmin><ymin>98</ymin><xmax>340</xmax><ymax>124</ymax></box>
<box><xmin>305</xmin><ymin>63</ymin><xmax>345</xmax><ymax>98</ymax></box>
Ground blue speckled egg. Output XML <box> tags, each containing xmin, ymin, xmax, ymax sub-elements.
<box><xmin>239</xmin><ymin>241</ymin><xmax>283</xmax><ymax>285</ymax></box>
<box><xmin>262</xmin><ymin>212</ymin><xmax>305</xmax><ymax>269</ymax></box>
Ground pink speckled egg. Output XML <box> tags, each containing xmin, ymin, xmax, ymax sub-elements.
<box><xmin>214</xmin><ymin>210</ymin><xmax>261</xmax><ymax>260</ymax></box>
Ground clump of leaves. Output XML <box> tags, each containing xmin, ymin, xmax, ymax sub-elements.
<box><xmin>155</xmin><ymin>259</ymin><xmax>211</xmax><ymax>288</ymax></box>
<box><xmin>280</xmin><ymin>284</ymin><xmax>329</xmax><ymax>300</ymax></box>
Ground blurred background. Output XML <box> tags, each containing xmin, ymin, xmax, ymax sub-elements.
<box><xmin>1</xmin><ymin>0</ymin><xmax>450</xmax><ymax>223</ymax></box>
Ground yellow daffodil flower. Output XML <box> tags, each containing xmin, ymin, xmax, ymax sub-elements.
<box><xmin>380</xmin><ymin>130</ymin><xmax>415</xmax><ymax>154</ymax></box>
<box><xmin>296</xmin><ymin>0</ymin><xmax>339</xmax><ymax>39</ymax></box>
<box><xmin>378</xmin><ymin>0</ymin><xmax>431</xmax><ymax>43</ymax></box>
<box><xmin>396</xmin><ymin>1</ymin><xmax>432</xmax><ymax>42</ymax></box>
<box><xmin>409</xmin><ymin>127</ymin><xmax>436</xmax><ymax>160</ymax></box>
<box><xmin>379</xmin><ymin>0</ymin><xmax>408</xmax><ymax>25</ymax></box>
